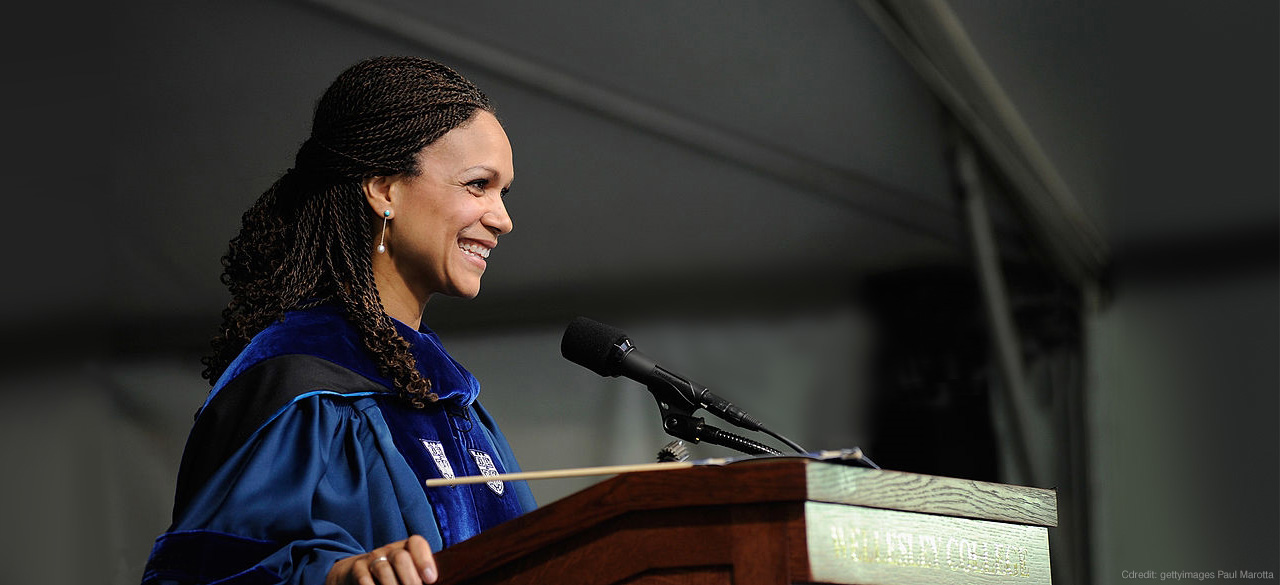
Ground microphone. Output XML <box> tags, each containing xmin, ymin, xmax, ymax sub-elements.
<box><xmin>561</xmin><ymin>317</ymin><xmax>765</xmax><ymax>432</ymax></box>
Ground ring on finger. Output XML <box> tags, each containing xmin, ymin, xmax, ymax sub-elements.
<box><xmin>373</xmin><ymin>555</ymin><xmax>389</xmax><ymax>564</ymax></box>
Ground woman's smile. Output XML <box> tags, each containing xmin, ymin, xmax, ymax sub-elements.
<box><xmin>458</xmin><ymin>237</ymin><xmax>494</xmax><ymax>269</ymax></box>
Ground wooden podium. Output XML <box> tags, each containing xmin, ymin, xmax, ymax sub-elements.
<box><xmin>435</xmin><ymin>459</ymin><xmax>1057</xmax><ymax>584</ymax></box>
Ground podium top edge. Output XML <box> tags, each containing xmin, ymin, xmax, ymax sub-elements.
<box><xmin>794</xmin><ymin>460</ymin><xmax>1058</xmax><ymax>527</ymax></box>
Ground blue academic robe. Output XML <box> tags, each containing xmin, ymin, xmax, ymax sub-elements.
<box><xmin>142</xmin><ymin>306</ymin><xmax>537</xmax><ymax>585</ymax></box>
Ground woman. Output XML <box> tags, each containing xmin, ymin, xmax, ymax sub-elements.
<box><xmin>142</xmin><ymin>57</ymin><xmax>535</xmax><ymax>585</ymax></box>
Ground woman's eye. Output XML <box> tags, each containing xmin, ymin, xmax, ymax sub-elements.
<box><xmin>466</xmin><ymin>179</ymin><xmax>488</xmax><ymax>192</ymax></box>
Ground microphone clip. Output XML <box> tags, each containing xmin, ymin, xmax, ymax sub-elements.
<box><xmin>648</xmin><ymin>381</ymin><xmax>781</xmax><ymax>456</ymax></box>
<box><xmin>644</xmin><ymin>377</ymin><xmax>703</xmax><ymax>440</ymax></box>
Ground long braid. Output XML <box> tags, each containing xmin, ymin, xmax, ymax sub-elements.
<box><xmin>325</xmin><ymin>181</ymin><xmax>432</xmax><ymax>405</ymax></box>
<box><xmin>202</xmin><ymin>56</ymin><xmax>491</xmax><ymax>406</ymax></box>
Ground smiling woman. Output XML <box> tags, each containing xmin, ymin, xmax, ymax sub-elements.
<box><xmin>141</xmin><ymin>57</ymin><xmax>535</xmax><ymax>585</ymax></box>
<box><xmin>365</xmin><ymin>111</ymin><xmax>514</xmax><ymax>320</ymax></box>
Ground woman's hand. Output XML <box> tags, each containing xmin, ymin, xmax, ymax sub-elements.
<box><xmin>326</xmin><ymin>535</ymin><xmax>438</xmax><ymax>585</ymax></box>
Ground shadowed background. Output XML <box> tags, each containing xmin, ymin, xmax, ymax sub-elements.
<box><xmin>0</xmin><ymin>1</ymin><xmax>1275</xmax><ymax>584</ymax></box>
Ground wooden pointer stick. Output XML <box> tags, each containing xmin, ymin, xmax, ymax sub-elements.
<box><xmin>428</xmin><ymin>449</ymin><xmax>875</xmax><ymax>487</ymax></box>
<box><xmin>424</xmin><ymin>460</ymin><xmax>729</xmax><ymax>487</ymax></box>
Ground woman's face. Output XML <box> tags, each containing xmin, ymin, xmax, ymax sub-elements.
<box><xmin>384</xmin><ymin>110</ymin><xmax>514</xmax><ymax>301</ymax></box>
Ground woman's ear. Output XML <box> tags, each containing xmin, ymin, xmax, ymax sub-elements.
<box><xmin>362</xmin><ymin>175</ymin><xmax>395</xmax><ymax>216</ymax></box>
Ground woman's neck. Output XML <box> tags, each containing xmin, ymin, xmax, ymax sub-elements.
<box><xmin>373</xmin><ymin>270</ymin><xmax>427</xmax><ymax>330</ymax></box>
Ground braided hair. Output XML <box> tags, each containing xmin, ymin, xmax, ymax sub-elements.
<box><xmin>202</xmin><ymin>56</ymin><xmax>492</xmax><ymax>406</ymax></box>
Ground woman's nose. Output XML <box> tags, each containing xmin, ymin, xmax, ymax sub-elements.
<box><xmin>484</xmin><ymin>196</ymin><xmax>513</xmax><ymax>235</ymax></box>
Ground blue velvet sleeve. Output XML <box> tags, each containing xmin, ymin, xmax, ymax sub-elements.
<box><xmin>143</xmin><ymin>394</ymin><xmax>441</xmax><ymax>585</ymax></box>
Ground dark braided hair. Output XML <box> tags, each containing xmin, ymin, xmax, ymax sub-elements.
<box><xmin>202</xmin><ymin>56</ymin><xmax>492</xmax><ymax>406</ymax></box>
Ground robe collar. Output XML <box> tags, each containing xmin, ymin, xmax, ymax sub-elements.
<box><xmin>388</xmin><ymin>312</ymin><xmax>480</xmax><ymax>406</ymax></box>
<box><xmin>214</xmin><ymin>304</ymin><xmax>480</xmax><ymax>408</ymax></box>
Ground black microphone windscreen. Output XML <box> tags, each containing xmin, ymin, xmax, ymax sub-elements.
<box><xmin>561</xmin><ymin>317</ymin><xmax>629</xmax><ymax>377</ymax></box>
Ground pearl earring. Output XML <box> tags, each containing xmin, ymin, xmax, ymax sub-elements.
<box><xmin>377</xmin><ymin>209</ymin><xmax>391</xmax><ymax>253</ymax></box>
